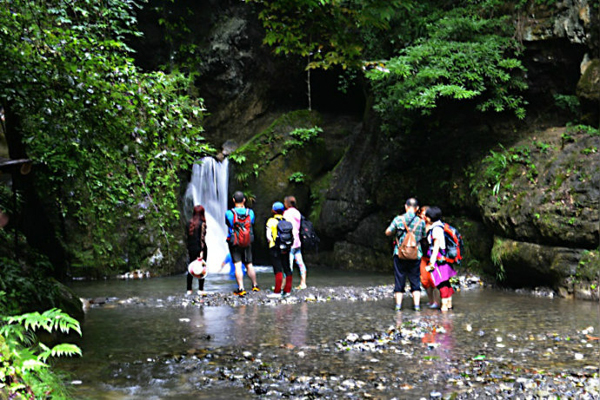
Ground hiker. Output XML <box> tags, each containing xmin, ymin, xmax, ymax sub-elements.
<box><xmin>385</xmin><ymin>197</ymin><xmax>427</xmax><ymax>311</ymax></box>
<box><xmin>424</xmin><ymin>206</ymin><xmax>457</xmax><ymax>312</ymax></box>
<box><xmin>283</xmin><ymin>195</ymin><xmax>307</xmax><ymax>290</ymax></box>
<box><xmin>225</xmin><ymin>191</ymin><xmax>260</xmax><ymax>296</ymax></box>
<box><xmin>186</xmin><ymin>205</ymin><xmax>208</xmax><ymax>295</ymax></box>
<box><xmin>419</xmin><ymin>206</ymin><xmax>440</xmax><ymax>309</ymax></box>
<box><xmin>266</xmin><ymin>202</ymin><xmax>293</xmax><ymax>297</ymax></box>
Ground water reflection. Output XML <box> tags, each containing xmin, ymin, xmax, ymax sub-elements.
<box><xmin>59</xmin><ymin>274</ymin><xmax>600</xmax><ymax>399</ymax></box>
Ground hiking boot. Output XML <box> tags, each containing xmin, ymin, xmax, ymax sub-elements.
<box><xmin>186</xmin><ymin>290</ymin><xmax>193</xmax><ymax>295</ymax></box>
<box><xmin>252</xmin><ymin>285</ymin><xmax>260</xmax><ymax>292</ymax></box>
<box><xmin>233</xmin><ymin>288</ymin><xmax>246</xmax><ymax>296</ymax></box>
<box><xmin>413</xmin><ymin>305</ymin><xmax>421</xmax><ymax>312</ymax></box>
<box><xmin>394</xmin><ymin>305</ymin><xmax>402</xmax><ymax>312</ymax></box>
<box><xmin>281</xmin><ymin>292</ymin><xmax>291</xmax><ymax>299</ymax></box>
<box><xmin>267</xmin><ymin>293</ymin><xmax>281</xmax><ymax>299</ymax></box>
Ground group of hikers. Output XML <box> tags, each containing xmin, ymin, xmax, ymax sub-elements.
<box><xmin>185</xmin><ymin>191</ymin><xmax>308</xmax><ymax>298</ymax></box>
<box><xmin>386</xmin><ymin>198</ymin><xmax>458</xmax><ymax>312</ymax></box>
<box><xmin>186</xmin><ymin>192</ymin><xmax>460</xmax><ymax>312</ymax></box>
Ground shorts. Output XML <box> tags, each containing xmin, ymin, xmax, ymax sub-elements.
<box><xmin>393</xmin><ymin>256</ymin><xmax>420</xmax><ymax>293</ymax></box>
<box><xmin>229</xmin><ymin>244</ymin><xmax>253</xmax><ymax>265</ymax></box>
<box><xmin>420</xmin><ymin>256</ymin><xmax>435</xmax><ymax>289</ymax></box>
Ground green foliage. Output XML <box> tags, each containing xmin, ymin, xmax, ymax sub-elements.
<box><xmin>491</xmin><ymin>237</ymin><xmax>509</xmax><ymax>282</ymax></box>
<box><xmin>367</xmin><ymin>8</ymin><xmax>527</xmax><ymax>125</ymax></box>
<box><xmin>471</xmin><ymin>143</ymin><xmax>537</xmax><ymax>199</ymax></box>
<box><xmin>581</xmin><ymin>146</ymin><xmax>597</xmax><ymax>155</ymax></box>
<box><xmin>553</xmin><ymin>94</ymin><xmax>580</xmax><ymax>114</ymax></box>
<box><xmin>0</xmin><ymin>257</ymin><xmax>67</xmax><ymax>316</ymax></box>
<box><xmin>247</xmin><ymin>0</ymin><xmax>411</xmax><ymax>70</ymax></box>
<box><xmin>283</xmin><ymin>126</ymin><xmax>323</xmax><ymax>154</ymax></box>
<box><xmin>0</xmin><ymin>308</ymin><xmax>81</xmax><ymax>399</ymax></box>
<box><xmin>532</xmin><ymin>140</ymin><xmax>554</xmax><ymax>153</ymax></box>
<box><xmin>288</xmin><ymin>172</ymin><xmax>306</xmax><ymax>183</ymax></box>
<box><xmin>0</xmin><ymin>0</ymin><xmax>212</xmax><ymax>272</ymax></box>
<box><xmin>566</xmin><ymin>124</ymin><xmax>600</xmax><ymax>137</ymax></box>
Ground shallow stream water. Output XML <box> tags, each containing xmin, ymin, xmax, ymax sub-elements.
<box><xmin>59</xmin><ymin>268</ymin><xmax>600</xmax><ymax>399</ymax></box>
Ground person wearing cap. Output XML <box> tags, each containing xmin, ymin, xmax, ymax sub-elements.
<box><xmin>385</xmin><ymin>197</ymin><xmax>427</xmax><ymax>311</ymax></box>
<box><xmin>266</xmin><ymin>202</ymin><xmax>293</xmax><ymax>296</ymax></box>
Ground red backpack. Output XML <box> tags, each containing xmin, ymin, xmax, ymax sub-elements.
<box><xmin>231</xmin><ymin>209</ymin><xmax>252</xmax><ymax>248</ymax></box>
<box><xmin>428</xmin><ymin>222</ymin><xmax>464</xmax><ymax>265</ymax></box>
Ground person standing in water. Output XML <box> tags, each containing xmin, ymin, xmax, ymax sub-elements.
<box><xmin>266</xmin><ymin>202</ymin><xmax>293</xmax><ymax>297</ymax></box>
<box><xmin>425</xmin><ymin>206</ymin><xmax>457</xmax><ymax>312</ymax></box>
<box><xmin>225</xmin><ymin>191</ymin><xmax>260</xmax><ymax>296</ymax></box>
<box><xmin>283</xmin><ymin>195</ymin><xmax>308</xmax><ymax>290</ymax></box>
<box><xmin>385</xmin><ymin>197</ymin><xmax>427</xmax><ymax>311</ymax></box>
<box><xmin>186</xmin><ymin>205</ymin><xmax>208</xmax><ymax>295</ymax></box>
<box><xmin>419</xmin><ymin>206</ymin><xmax>440</xmax><ymax>309</ymax></box>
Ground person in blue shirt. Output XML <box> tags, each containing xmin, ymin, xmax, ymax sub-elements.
<box><xmin>221</xmin><ymin>253</ymin><xmax>246</xmax><ymax>278</ymax></box>
<box><xmin>225</xmin><ymin>191</ymin><xmax>259</xmax><ymax>296</ymax></box>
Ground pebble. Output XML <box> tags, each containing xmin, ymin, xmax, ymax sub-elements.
<box><xmin>79</xmin><ymin>275</ymin><xmax>600</xmax><ymax>399</ymax></box>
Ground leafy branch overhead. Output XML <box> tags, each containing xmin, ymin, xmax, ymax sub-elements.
<box><xmin>367</xmin><ymin>12</ymin><xmax>528</xmax><ymax>121</ymax></box>
<box><xmin>247</xmin><ymin>0</ymin><xmax>411</xmax><ymax>70</ymax></box>
<box><xmin>248</xmin><ymin>0</ymin><xmax>528</xmax><ymax>125</ymax></box>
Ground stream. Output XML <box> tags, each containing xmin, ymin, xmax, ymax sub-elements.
<box><xmin>58</xmin><ymin>268</ymin><xmax>600</xmax><ymax>399</ymax></box>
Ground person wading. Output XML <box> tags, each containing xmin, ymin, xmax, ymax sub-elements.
<box><xmin>283</xmin><ymin>195</ymin><xmax>308</xmax><ymax>290</ymax></box>
<box><xmin>385</xmin><ymin>197</ymin><xmax>426</xmax><ymax>311</ymax></box>
<box><xmin>225</xmin><ymin>191</ymin><xmax>260</xmax><ymax>296</ymax></box>
<box><xmin>266</xmin><ymin>202</ymin><xmax>293</xmax><ymax>298</ymax></box>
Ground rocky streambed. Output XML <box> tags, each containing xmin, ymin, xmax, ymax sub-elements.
<box><xmin>65</xmin><ymin>276</ymin><xmax>600</xmax><ymax>399</ymax></box>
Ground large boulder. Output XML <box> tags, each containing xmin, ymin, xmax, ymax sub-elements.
<box><xmin>474</xmin><ymin>126</ymin><xmax>599</xmax><ymax>288</ymax></box>
<box><xmin>474</xmin><ymin>127</ymin><xmax>599</xmax><ymax>247</ymax></box>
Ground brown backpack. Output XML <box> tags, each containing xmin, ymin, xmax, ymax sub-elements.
<box><xmin>396</xmin><ymin>217</ymin><xmax>419</xmax><ymax>260</ymax></box>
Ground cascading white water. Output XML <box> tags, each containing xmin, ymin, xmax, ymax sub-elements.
<box><xmin>184</xmin><ymin>157</ymin><xmax>230</xmax><ymax>274</ymax></box>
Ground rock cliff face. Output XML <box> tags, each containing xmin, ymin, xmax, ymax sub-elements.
<box><xmin>473</xmin><ymin>127</ymin><xmax>599</xmax><ymax>297</ymax></box>
<box><xmin>131</xmin><ymin>0</ymin><xmax>599</xmax><ymax>295</ymax></box>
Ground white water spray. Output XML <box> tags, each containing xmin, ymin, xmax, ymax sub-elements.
<box><xmin>184</xmin><ymin>157</ymin><xmax>230</xmax><ymax>274</ymax></box>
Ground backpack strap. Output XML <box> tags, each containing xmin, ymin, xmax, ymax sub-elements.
<box><xmin>402</xmin><ymin>215</ymin><xmax>418</xmax><ymax>233</ymax></box>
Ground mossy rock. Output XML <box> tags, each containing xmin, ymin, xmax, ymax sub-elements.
<box><xmin>230</xmin><ymin>110</ymin><xmax>359</xmax><ymax>262</ymax></box>
<box><xmin>472</xmin><ymin>126</ymin><xmax>599</xmax><ymax>248</ymax></box>
<box><xmin>577</xmin><ymin>59</ymin><xmax>600</xmax><ymax>102</ymax></box>
<box><xmin>490</xmin><ymin>236</ymin><xmax>588</xmax><ymax>290</ymax></box>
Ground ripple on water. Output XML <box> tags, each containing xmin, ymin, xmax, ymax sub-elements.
<box><xmin>60</xmin><ymin>276</ymin><xmax>600</xmax><ymax>399</ymax></box>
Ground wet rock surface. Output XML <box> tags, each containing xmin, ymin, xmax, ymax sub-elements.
<box><xmin>95</xmin><ymin>309</ymin><xmax>600</xmax><ymax>399</ymax></box>
<box><xmin>83</xmin><ymin>275</ymin><xmax>484</xmax><ymax>309</ymax></box>
<box><xmin>74</xmin><ymin>277</ymin><xmax>600</xmax><ymax>399</ymax></box>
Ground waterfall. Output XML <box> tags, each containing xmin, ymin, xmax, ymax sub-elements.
<box><xmin>184</xmin><ymin>157</ymin><xmax>229</xmax><ymax>274</ymax></box>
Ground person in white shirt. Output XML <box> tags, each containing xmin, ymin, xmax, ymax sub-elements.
<box><xmin>283</xmin><ymin>195</ymin><xmax>307</xmax><ymax>289</ymax></box>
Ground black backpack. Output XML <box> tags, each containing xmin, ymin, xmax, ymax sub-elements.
<box><xmin>300</xmin><ymin>215</ymin><xmax>320</xmax><ymax>251</ymax></box>
<box><xmin>276</xmin><ymin>219</ymin><xmax>294</xmax><ymax>253</ymax></box>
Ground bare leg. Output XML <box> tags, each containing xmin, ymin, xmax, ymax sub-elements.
<box><xmin>246</xmin><ymin>263</ymin><xmax>258</xmax><ymax>287</ymax></box>
<box><xmin>426</xmin><ymin>287</ymin><xmax>434</xmax><ymax>304</ymax></box>
<box><xmin>394</xmin><ymin>292</ymin><xmax>403</xmax><ymax>308</ymax></box>
<box><xmin>234</xmin><ymin>261</ymin><xmax>245</xmax><ymax>289</ymax></box>
<box><xmin>412</xmin><ymin>290</ymin><xmax>420</xmax><ymax>307</ymax></box>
